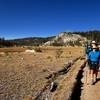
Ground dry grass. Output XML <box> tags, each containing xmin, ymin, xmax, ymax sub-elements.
<box><xmin>0</xmin><ymin>47</ymin><xmax>26</xmax><ymax>52</ymax></box>
<box><xmin>0</xmin><ymin>46</ymin><xmax>84</xmax><ymax>100</ymax></box>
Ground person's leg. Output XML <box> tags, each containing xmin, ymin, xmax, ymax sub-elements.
<box><xmin>93</xmin><ymin>67</ymin><xmax>98</xmax><ymax>82</ymax></box>
<box><xmin>87</xmin><ymin>68</ymin><xmax>91</xmax><ymax>84</ymax></box>
<box><xmin>95</xmin><ymin>71</ymin><xmax>98</xmax><ymax>79</ymax></box>
<box><xmin>93</xmin><ymin>70</ymin><xmax>96</xmax><ymax>82</ymax></box>
<box><xmin>95</xmin><ymin>65</ymin><xmax>99</xmax><ymax>78</ymax></box>
<box><xmin>87</xmin><ymin>63</ymin><xmax>91</xmax><ymax>83</ymax></box>
<box><xmin>90</xmin><ymin>69</ymin><xmax>94</xmax><ymax>85</ymax></box>
<box><xmin>88</xmin><ymin>61</ymin><xmax>91</xmax><ymax>75</ymax></box>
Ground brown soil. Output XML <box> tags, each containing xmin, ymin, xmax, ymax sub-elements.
<box><xmin>0</xmin><ymin>47</ymin><xmax>84</xmax><ymax>100</ymax></box>
<box><xmin>0</xmin><ymin>47</ymin><xmax>26</xmax><ymax>52</ymax></box>
<box><xmin>50</xmin><ymin>59</ymin><xmax>85</xmax><ymax>100</ymax></box>
<box><xmin>81</xmin><ymin>67</ymin><xmax>100</xmax><ymax>100</ymax></box>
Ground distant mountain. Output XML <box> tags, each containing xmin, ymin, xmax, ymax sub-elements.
<box><xmin>43</xmin><ymin>32</ymin><xmax>87</xmax><ymax>46</ymax></box>
<box><xmin>9</xmin><ymin>36</ymin><xmax>55</xmax><ymax>46</ymax></box>
<box><xmin>2</xmin><ymin>30</ymin><xmax>100</xmax><ymax>47</ymax></box>
<box><xmin>43</xmin><ymin>30</ymin><xmax>100</xmax><ymax>46</ymax></box>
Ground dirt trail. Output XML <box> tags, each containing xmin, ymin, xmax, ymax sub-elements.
<box><xmin>47</xmin><ymin>58</ymin><xmax>85</xmax><ymax>100</ymax></box>
<box><xmin>81</xmin><ymin>67</ymin><xmax>100</xmax><ymax>100</ymax></box>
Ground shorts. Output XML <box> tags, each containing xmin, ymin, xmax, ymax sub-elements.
<box><xmin>87</xmin><ymin>59</ymin><xmax>91</xmax><ymax>66</ymax></box>
<box><xmin>90</xmin><ymin>63</ymin><xmax>99</xmax><ymax>71</ymax></box>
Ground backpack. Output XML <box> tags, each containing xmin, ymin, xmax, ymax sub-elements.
<box><xmin>86</xmin><ymin>47</ymin><xmax>92</xmax><ymax>55</ymax></box>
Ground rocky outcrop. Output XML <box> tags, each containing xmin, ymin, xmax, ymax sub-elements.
<box><xmin>44</xmin><ymin>32</ymin><xmax>87</xmax><ymax>46</ymax></box>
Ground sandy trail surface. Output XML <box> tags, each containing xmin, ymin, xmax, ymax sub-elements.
<box><xmin>81</xmin><ymin>66</ymin><xmax>100</xmax><ymax>100</ymax></box>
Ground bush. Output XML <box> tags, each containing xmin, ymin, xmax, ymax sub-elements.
<box><xmin>55</xmin><ymin>48</ymin><xmax>63</xmax><ymax>59</ymax></box>
<box><xmin>34</xmin><ymin>47</ymin><xmax>42</xmax><ymax>52</ymax></box>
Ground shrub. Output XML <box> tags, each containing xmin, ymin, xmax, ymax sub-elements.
<box><xmin>34</xmin><ymin>47</ymin><xmax>42</xmax><ymax>52</ymax></box>
<box><xmin>55</xmin><ymin>48</ymin><xmax>63</xmax><ymax>59</ymax></box>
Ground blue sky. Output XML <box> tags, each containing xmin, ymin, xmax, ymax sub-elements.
<box><xmin>0</xmin><ymin>0</ymin><xmax>100</xmax><ymax>39</ymax></box>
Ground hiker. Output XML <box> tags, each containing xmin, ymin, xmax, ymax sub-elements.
<box><xmin>85</xmin><ymin>44</ymin><xmax>92</xmax><ymax>66</ymax></box>
<box><xmin>88</xmin><ymin>45</ymin><xmax>100</xmax><ymax>85</ymax></box>
<box><xmin>87</xmin><ymin>41</ymin><xmax>98</xmax><ymax>67</ymax></box>
<box><xmin>91</xmin><ymin>40</ymin><xmax>98</xmax><ymax>48</ymax></box>
<box><xmin>86</xmin><ymin>41</ymin><xmax>98</xmax><ymax>70</ymax></box>
<box><xmin>85</xmin><ymin>44</ymin><xmax>92</xmax><ymax>84</ymax></box>
<box><xmin>85</xmin><ymin>44</ymin><xmax>92</xmax><ymax>55</ymax></box>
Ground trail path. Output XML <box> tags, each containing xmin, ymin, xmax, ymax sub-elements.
<box><xmin>81</xmin><ymin>67</ymin><xmax>100</xmax><ymax>100</ymax></box>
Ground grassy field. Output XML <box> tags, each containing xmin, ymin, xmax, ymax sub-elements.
<box><xmin>0</xmin><ymin>47</ymin><xmax>26</xmax><ymax>52</ymax></box>
<box><xmin>0</xmin><ymin>46</ymin><xmax>84</xmax><ymax>100</ymax></box>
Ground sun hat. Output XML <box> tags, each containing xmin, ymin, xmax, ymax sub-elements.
<box><xmin>91</xmin><ymin>40</ymin><xmax>96</xmax><ymax>44</ymax></box>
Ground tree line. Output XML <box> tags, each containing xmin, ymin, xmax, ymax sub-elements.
<box><xmin>0</xmin><ymin>38</ymin><xmax>15</xmax><ymax>47</ymax></box>
<box><xmin>72</xmin><ymin>30</ymin><xmax>100</xmax><ymax>43</ymax></box>
<box><xmin>0</xmin><ymin>30</ymin><xmax>100</xmax><ymax>47</ymax></box>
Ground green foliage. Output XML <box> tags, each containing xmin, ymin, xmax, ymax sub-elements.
<box><xmin>74</xmin><ymin>40</ymin><xmax>82</xmax><ymax>46</ymax></box>
<box><xmin>52</xmin><ymin>42</ymin><xmax>64</xmax><ymax>46</ymax></box>
<box><xmin>0</xmin><ymin>38</ymin><xmax>15</xmax><ymax>47</ymax></box>
<box><xmin>52</xmin><ymin>40</ymin><xmax>64</xmax><ymax>46</ymax></box>
<box><xmin>10</xmin><ymin>36</ymin><xmax>55</xmax><ymax>46</ymax></box>
<box><xmin>73</xmin><ymin>30</ymin><xmax>100</xmax><ymax>43</ymax></box>
<box><xmin>68</xmin><ymin>41</ymin><xmax>75</xmax><ymax>46</ymax></box>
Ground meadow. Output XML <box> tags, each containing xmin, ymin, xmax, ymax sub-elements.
<box><xmin>0</xmin><ymin>46</ymin><xmax>84</xmax><ymax>100</ymax></box>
